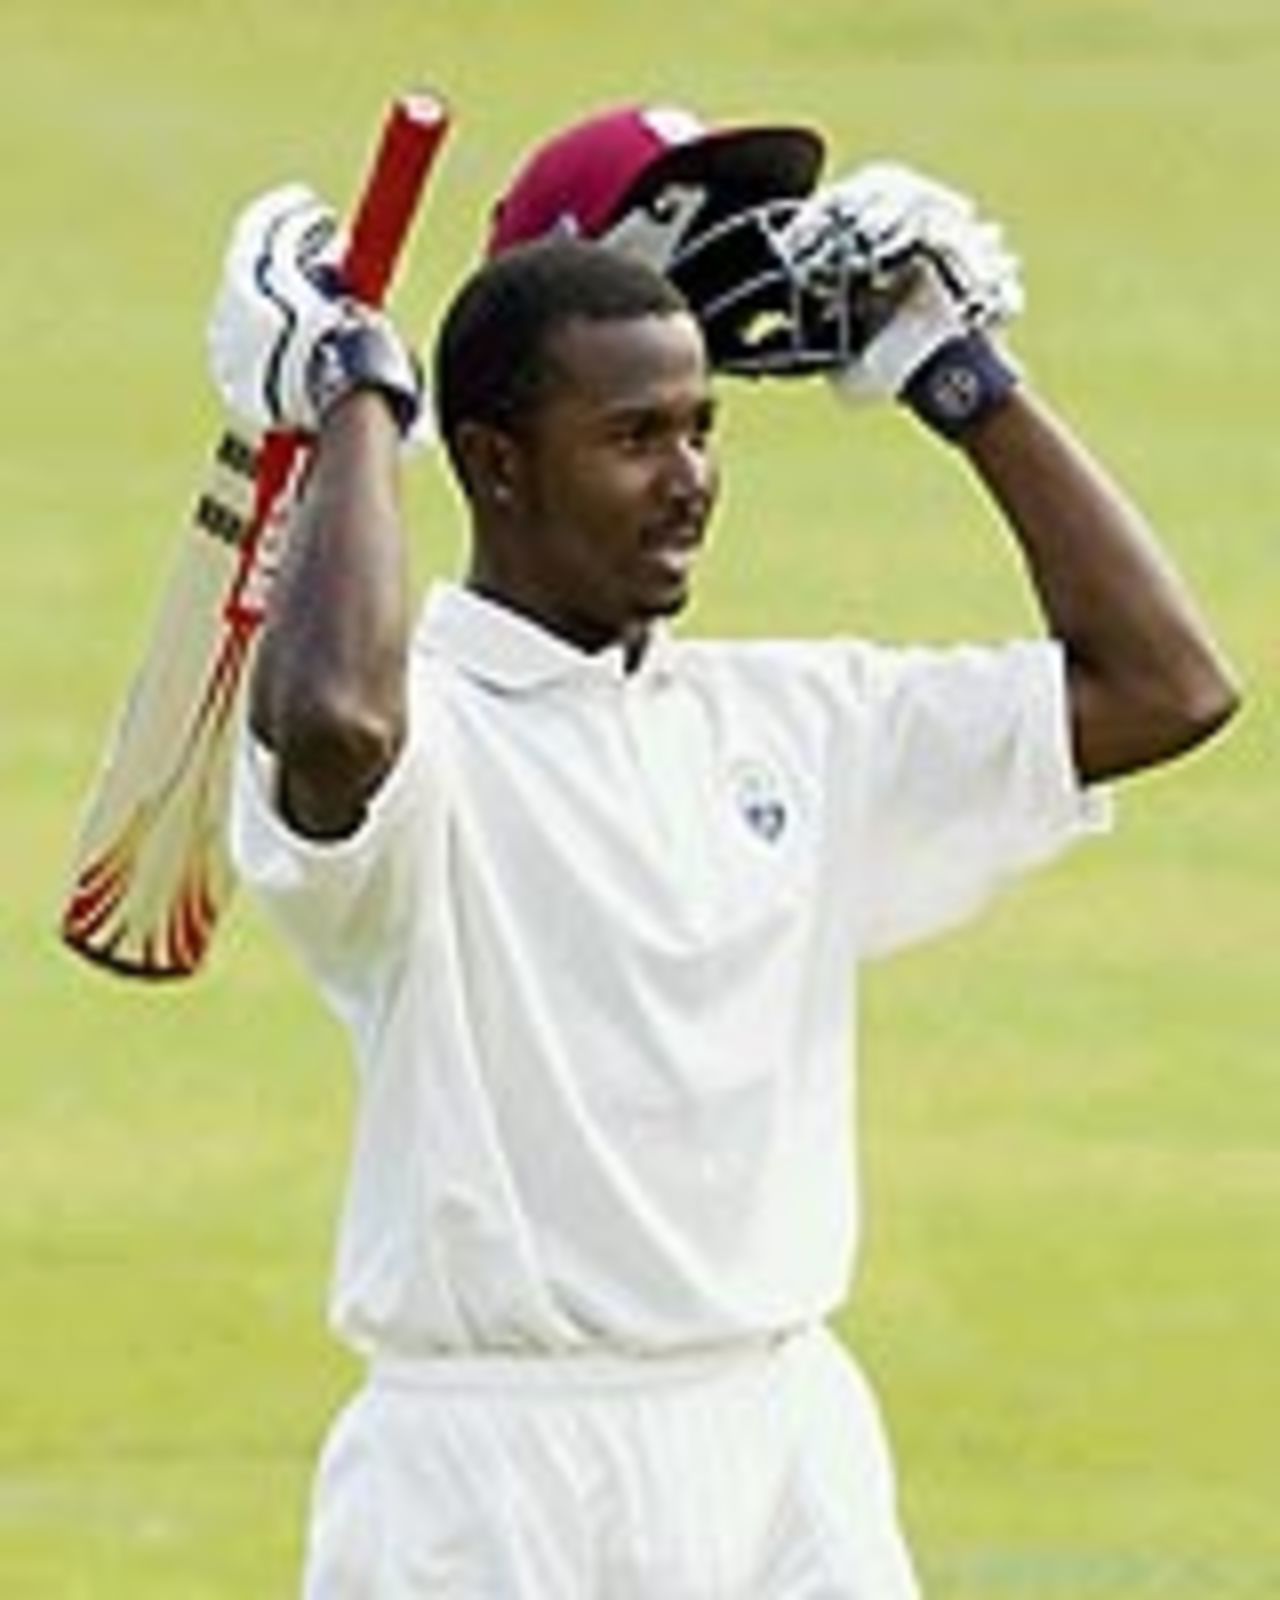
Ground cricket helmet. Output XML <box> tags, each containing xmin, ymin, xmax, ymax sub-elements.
<box><xmin>487</xmin><ymin>104</ymin><xmax>845</xmax><ymax>377</ymax></box>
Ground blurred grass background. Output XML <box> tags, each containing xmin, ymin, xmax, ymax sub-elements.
<box><xmin>3</xmin><ymin>0</ymin><xmax>1277</xmax><ymax>1593</ymax></box>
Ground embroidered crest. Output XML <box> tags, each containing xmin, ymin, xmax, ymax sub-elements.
<box><xmin>731</xmin><ymin>760</ymin><xmax>788</xmax><ymax>844</ymax></box>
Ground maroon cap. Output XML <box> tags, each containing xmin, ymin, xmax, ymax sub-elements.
<box><xmin>487</xmin><ymin>104</ymin><xmax>824</xmax><ymax>256</ymax></box>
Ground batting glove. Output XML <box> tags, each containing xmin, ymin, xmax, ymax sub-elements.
<box><xmin>778</xmin><ymin>162</ymin><xmax>1023</xmax><ymax>431</ymax></box>
<box><xmin>206</xmin><ymin>183</ymin><xmax>423</xmax><ymax>437</ymax></box>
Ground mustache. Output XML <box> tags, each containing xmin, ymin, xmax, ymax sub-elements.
<box><xmin>643</xmin><ymin>487</ymin><xmax>716</xmax><ymax>547</ymax></box>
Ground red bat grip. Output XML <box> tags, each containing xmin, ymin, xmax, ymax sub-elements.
<box><xmin>342</xmin><ymin>91</ymin><xmax>452</xmax><ymax>305</ymax></box>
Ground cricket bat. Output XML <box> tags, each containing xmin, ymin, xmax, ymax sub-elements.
<box><xmin>60</xmin><ymin>89</ymin><xmax>452</xmax><ymax>979</ymax></box>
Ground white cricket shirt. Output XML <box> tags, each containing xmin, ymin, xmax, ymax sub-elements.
<box><xmin>232</xmin><ymin>582</ymin><xmax>1107</xmax><ymax>1360</ymax></box>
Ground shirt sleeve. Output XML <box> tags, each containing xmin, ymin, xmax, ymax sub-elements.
<box><xmin>847</xmin><ymin>638</ymin><xmax>1111</xmax><ymax>959</ymax></box>
<box><xmin>228</xmin><ymin>697</ymin><xmax>442</xmax><ymax>1008</ymax></box>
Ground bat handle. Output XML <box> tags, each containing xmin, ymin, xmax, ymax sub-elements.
<box><xmin>342</xmin><ymin>89</ymin><xmax>452</xmax><ymax>305</ymax></box>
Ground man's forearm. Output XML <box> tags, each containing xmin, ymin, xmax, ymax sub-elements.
<box><xmin>962</xmin><ymin>387</ymin><xmax>1240</xmax><ymax>781</ymax></box>
<box><xmin>250</xmin><ymin>394</ymin><xmax>411</xmax><ymax>837</ymax></box>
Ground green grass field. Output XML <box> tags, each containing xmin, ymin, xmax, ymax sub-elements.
<box><xmin>4</xmin><ymin>1</ymin><xmax>1278</xmax><ymax>1593</ymax></box>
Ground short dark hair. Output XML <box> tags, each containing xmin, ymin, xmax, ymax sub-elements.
<box><xmin>433</xmin><ymin>238</ymin><xmax>691</xmax><ymax>470</ymax></box>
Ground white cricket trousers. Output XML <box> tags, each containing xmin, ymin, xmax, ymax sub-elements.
<box><xmin>302</xmin><ymin>1325</ymin><xmax>922</xmax><ymax>1598</ymax></box>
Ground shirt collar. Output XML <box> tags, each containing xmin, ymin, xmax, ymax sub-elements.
<box><xmin>416</xmin><ymin>582</ymin><xmax>674</xmax><ymax>691</ymax></box>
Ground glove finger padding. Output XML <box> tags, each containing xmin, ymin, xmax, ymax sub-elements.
<box><xmin>206</xmin><ymin>182</ymin><xmax>424</xmax><ymax>440</ymax></box>
<box><xmin>207</xmin><ymin>184</ymin><xmax>350</xmax><ymax>432</ymax></box>
<box><xmin>777</xmin><ymin>160</ymin><xmax>1024</xmax><ymax>399</ymax></box>
<box><xmin>917</xmin><ymin>206</ymin><xmax>1023</xmax><ymax>329</ymax></box>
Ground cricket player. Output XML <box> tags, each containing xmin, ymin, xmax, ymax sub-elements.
<box><xmin>207</xmin><ymin>124</ymin><xmax>1237</xmax><ymax>1593</ymax></box>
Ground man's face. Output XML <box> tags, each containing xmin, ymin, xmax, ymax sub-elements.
<box><xmin>494</xmin><ymin>311</ymin><xmax>719</xmax><ymax>655</ymax></box>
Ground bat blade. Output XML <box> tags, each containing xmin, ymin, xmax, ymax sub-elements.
<box><xmin>61</xmin><ymin>427</ymin><xmax>292</xmax><ymax>977</ymax></box>
<box><xmin>60</xmin><ymin>91</ymin><xmax>451</xmax><ymax>979</ymax></box>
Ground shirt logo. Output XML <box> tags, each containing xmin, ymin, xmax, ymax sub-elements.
<box><xmin>731</xmin><ymin>760</ymin><xmax>789</xmax><ymax>844</ymax></box>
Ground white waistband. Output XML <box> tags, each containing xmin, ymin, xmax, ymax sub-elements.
<box><xmin>369</xmin><ymin>1330</ymin><xmax>803</xmax><ymax>1397</ymax></box>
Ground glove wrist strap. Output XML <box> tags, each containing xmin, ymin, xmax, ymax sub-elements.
<box><xmin>902</xmin><ymin>331</ymin><xmax>1019</xmax><ymax>442</ymax></box>
<box><xmin>307</xmin><ymin>315</ymin><xmax>422</xmax><ymax>436</ymax></box>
